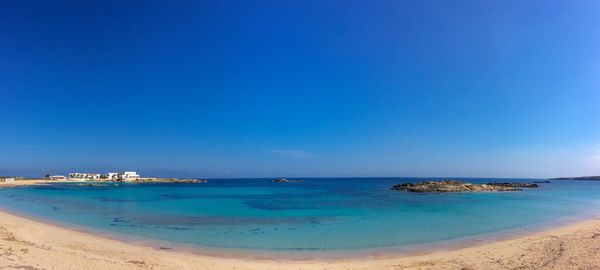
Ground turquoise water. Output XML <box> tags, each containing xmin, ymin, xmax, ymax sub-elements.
<box><xmin>1</xmin><ymin>178</ymin><xmax>600</xmax><ymax>254</ymax></box>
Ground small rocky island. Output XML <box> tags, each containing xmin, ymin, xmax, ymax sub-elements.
<box><xmin>391</xmin><ymin>180</ymin><xmax>538</xmax><ymax>193</ymax></box>
<box><xmin>272</xmin><ymin>178</ymin><xmax>304</xmax><ymax>183</ymax></box>
<box><xmin>534</xmin><ymin>180</ymin><xmax>551</xmax><ymax>184</ymax></box>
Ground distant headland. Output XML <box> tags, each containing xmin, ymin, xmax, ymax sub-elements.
<box><xmin>550</xmin><ymin>176</ymin><xmax>600</xmax><ymax>180</ymax></box>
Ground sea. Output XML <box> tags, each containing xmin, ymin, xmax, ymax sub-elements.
<box><xmin>1</xmin><ymin>177</ymin><xmax>600</xmax><ymax>257</ymax></box>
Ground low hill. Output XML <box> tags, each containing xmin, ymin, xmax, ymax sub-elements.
<box><xmin>550</xmin><ymin>176</ymin><xmax>600</xmax><ymax>180</ymax></box>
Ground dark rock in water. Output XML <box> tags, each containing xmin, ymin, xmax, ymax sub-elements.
<box><xmin>486</xmin><ymin>182</ymin><xmax>539</xmax><ymax>188</ymax></box>
<box><xmin>391</xmin><ymin>180</ymin><xmax>538</xmax><ymax>193</ymax></box>
<box><xmin>178</xmin><ymin>179</ymin><xmax>207</xmax><ymax>183</ymax></box>
<box><xmin>272</xmin><ymin>178</ymin><xmax>304</xmax><ymax>183</ymax></box>
<box><xmin>534</xmin><ymin>180</ymin><xmax>551</xmax><ymax>184</ymax></box>
<box><xmin>82</xmin><ymin>183</ymin><xmax>110</xmax><ymax>187</ymax></box>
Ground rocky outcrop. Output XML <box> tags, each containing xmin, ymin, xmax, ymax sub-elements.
<box><xmin>272</xmin><ymin>178</ymin><xmax>304</xmax><ymax>183</ymax></box>
<box><xmin>130</xmin><ymin>178</ymin><xmax>207</xmax><ymax>183</ymax></box>
<box><xmin>486</xmin><ymin>182</ymin><xmax>539</xmax><ymax>188</ymax></box>
<box><xmin>391</xmin><ymin>180</ymin><xmax>539</xmax><ymax>193</ymax></box>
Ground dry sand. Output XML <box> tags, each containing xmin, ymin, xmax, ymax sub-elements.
<box><xmin>1</xmin><ymin>180</ymin><xmax>600</xmax><ymax>269</ymax></box>
<box><xmin>0</xmin><ymin>179</ymin><xmax>58</xmax><ymax>188</ymax></box>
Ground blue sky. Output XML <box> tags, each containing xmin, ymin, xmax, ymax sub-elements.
<box><xmin>1</xmin><ymin>0</ymin><xmax>599</xmax><ymax>178</ymax></box>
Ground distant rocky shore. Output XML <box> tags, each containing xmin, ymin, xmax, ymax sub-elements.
<box><xmin>391</xmin><ymin>180</ymin><xmax>538</xmax><ymax>193</ymax></box>
<box><xmin>129</xmin><ymin>178</ymin><xmax>208</xmax><ymax>183</ymax></box>
<box><xmin>77</xmin><ymin>178</ymin><xmax>207</xmax><ymax>184</ymax></box>
<box><xmin>550</xmin><ymin>176</ymin><xmax>600</xmax><ymax>180</ymax></box>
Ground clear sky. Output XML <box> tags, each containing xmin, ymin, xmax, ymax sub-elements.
<box><xmin>1</xmin><ymin>1</ymin><xmax>599</xmax><ymax>178</ymax></box>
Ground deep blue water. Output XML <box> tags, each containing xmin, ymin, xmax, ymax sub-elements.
<box><xmin>1</xmin><ymin>178</ymin><xmax>600</xmax><ymax>254</ymax></box>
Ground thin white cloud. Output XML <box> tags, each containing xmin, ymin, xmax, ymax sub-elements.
<box><xmin>585</xmin><ymin>144</ymin><xmax>600</xmax><ymax>165</ymax></box>
<box><xmin>265</xmin><ymin>149</ymin><xmax>315</xmax><ymax>158</ymax></box>
<box><xmin>579</xmin><ymin>144</ymin><xmax>600</xmax><ymax>173</ymax></box>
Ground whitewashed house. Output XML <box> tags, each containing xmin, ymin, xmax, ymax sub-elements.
<box><xmin>120</xmin><ymin>171</ymin><xmax>140</xmax><ymax>181</ymax></box>
<box><xmin>49</xmin><ymin>175</ymin><xmax>67</xmax><ymax>180</ymax></box>
<box><xmin>2</xmin><ymin>178</ymin><xmax>15</xmax><ymax>183</ymax></box>
<box><xmin>69</xmin><ymin>171</ymin><xmax>141</xmax><ymax>181</ymax></box>
<box><xmin>69</xmin><ymin>173</ymin><xmax>101</xmax><ymax>180</ymax></box>
<box><xmin>68</xmin><ymin>173</ymin><xmax>83</xmax><ymax>180</ymax></box>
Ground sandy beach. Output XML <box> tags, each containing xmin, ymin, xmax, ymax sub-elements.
<box><xmin>0</xmin><ymin>180</ymin><xmax>59</xmax><ymax>188</ymax></box>
<box><xmin>0</xmin><ymin>208</ymin><xmax>599</xmax><ymax>270</ymax></box>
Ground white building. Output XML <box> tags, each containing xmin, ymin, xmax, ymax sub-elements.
<box><xmin>2</xmin><ymin>178</ymin><xmax>15</xmax><ymax>183</ymax></box>
<box><xmin>69</xmin><ymin>173</ymin><xmax>101</xmax><ymax>180</ymax></box>
<box><xmin>49</xmin><ymin>175</ymin><xmax>67</xmax><ymax>180</ymax></box>
<box><xmin>68</xmin><ymin>173</ymin><xmax>83</xmax><ymax>180</ymax></box>
<box><xmin>120</xmin><ymin>171</ymin><xmax>140</xmax><ymax>181</ymax></box>
<box><xmin>68</xmin><ymin>171</ymin><xmax>141</xmax><ymax>181</ymax></box>
<box><xmin>107</xmin><ymin>173</ymin><xmax>119</xmax><ymax>180</ymax></box>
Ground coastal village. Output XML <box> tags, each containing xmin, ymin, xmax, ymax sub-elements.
<box><xmin>0</xmin><ymin>171</ymin><xmax>141</xmax><ymax>182</ymax></box>
<box><xmin>1</xmin><ymin>171</ymin><xmax>206</xmax><ymax>184</ymax></box>
<box><xmin>66</xmin><ymin>171</ymin><xmax>140</xmax><ymax>181</ymax></box>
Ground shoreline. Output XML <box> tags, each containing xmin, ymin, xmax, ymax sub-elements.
<box><xmin>2</xmin><ymin>203</ymin><xmax>596</xmax><ymax>261</ymax></box>
<box><xmin>0</xmin><ymin>179</ymin><xmax>58</xmax><ymax>188</ymax></box>
<box><xmin>1</xmin><ymin>209</ymin><xmax>600</xmax><ymax>269</ymax></box>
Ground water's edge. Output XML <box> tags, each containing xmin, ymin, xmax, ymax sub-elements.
<box><xmin>2</xmin><ymin>201</ymin><xmax>599</xmax><ymax>261</ymax></box>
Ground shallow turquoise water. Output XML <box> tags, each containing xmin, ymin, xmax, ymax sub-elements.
<box><xmin>1</xmin><ymin>178</ymin><xmax>600</xmax><ymax>254</ymax></box>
